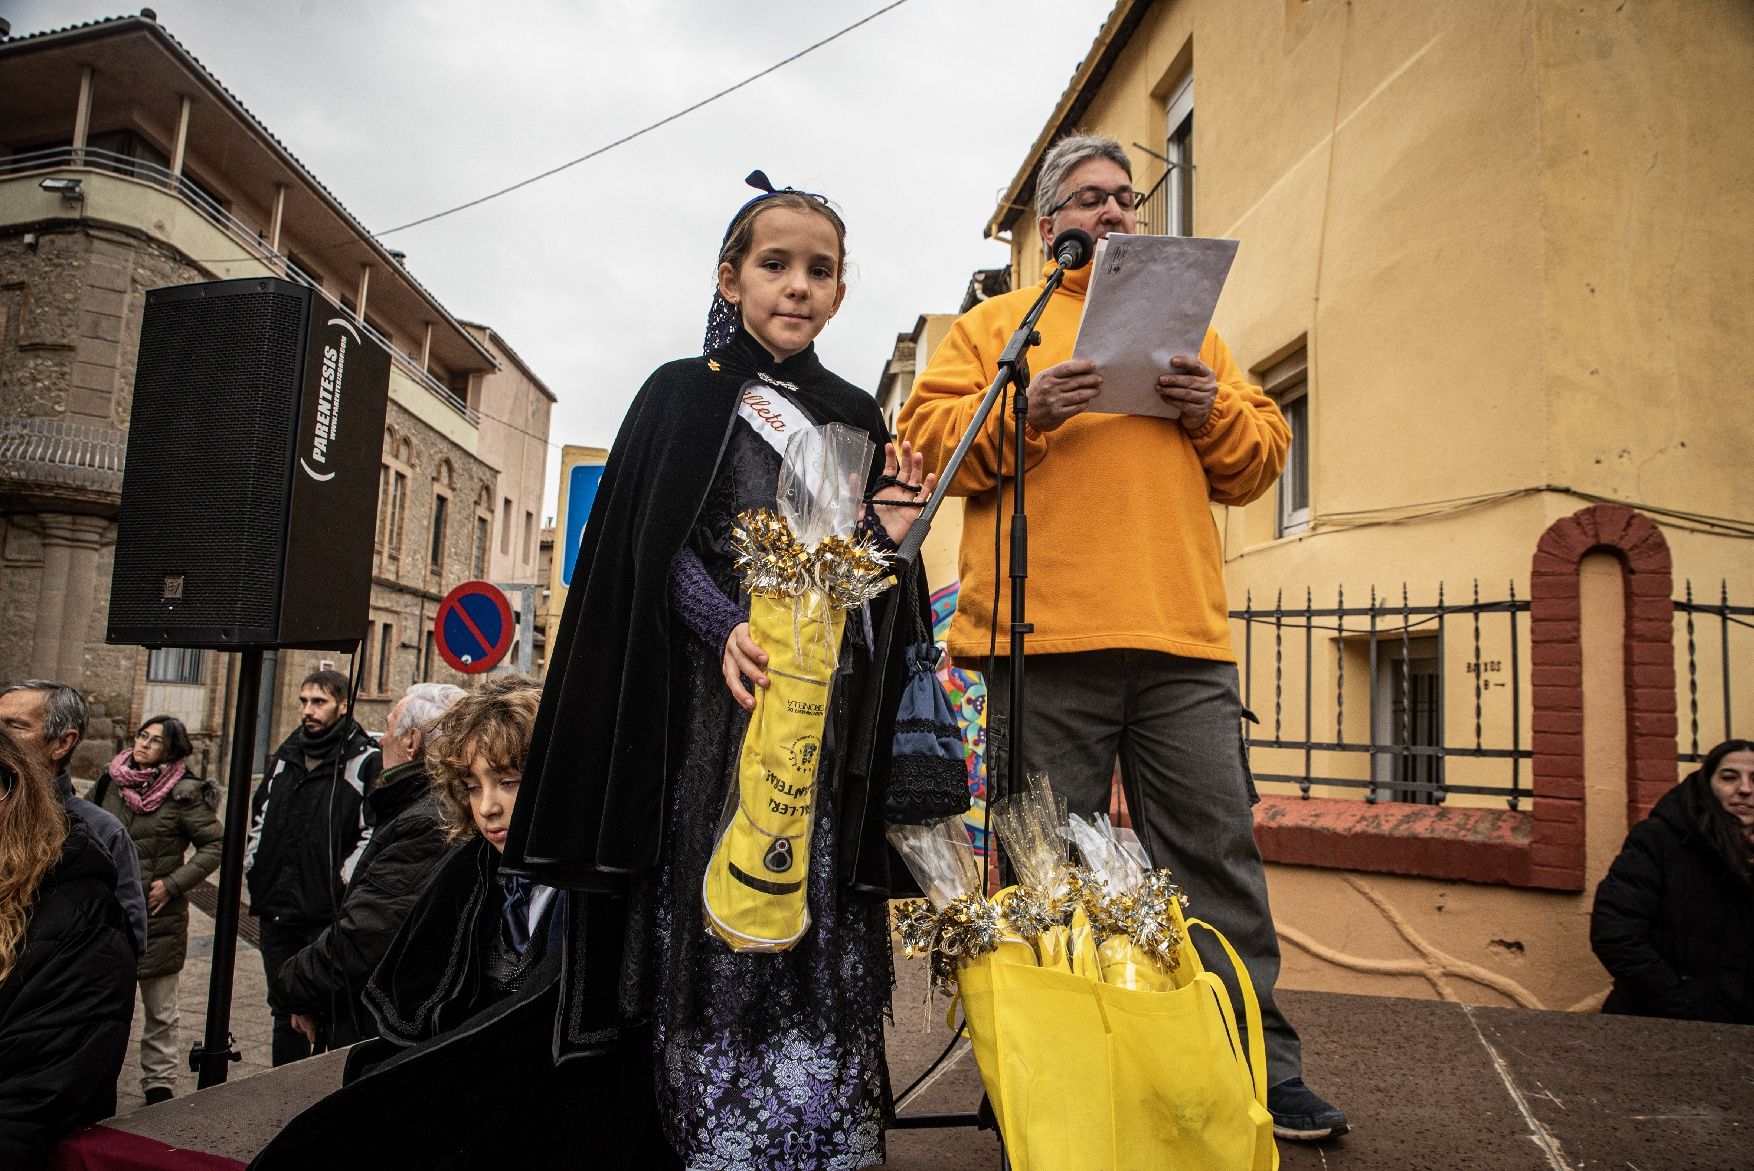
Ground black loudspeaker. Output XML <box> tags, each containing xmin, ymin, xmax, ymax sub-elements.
<box><xmin>108</xmin><ymin>277</ymin><xmax>391</xmax><ymax>650</ymax></box>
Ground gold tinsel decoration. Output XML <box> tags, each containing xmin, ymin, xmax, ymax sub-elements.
<box><xmin>731</xmin><ymin>510</ymin><xmax>890</xmax><ymax>608</ymax></box>
<box><xmin>811</xmin><ymin>532</ymin><xmax>890</xmax><ymax>609</ymax></box>
<box><xmin>891</xmin><ymin>868</ymin><xmax>1194</xmax><ymax>986</ymax></box>
<box><xmin>730</xmin><ymin>509</ymin><xmax>810</xmax><ymax>597</ymax></box>
<box><xmin>996</xmin><ymin>886</ymin><xmax>1055</xmax><ymax>940</ymax></box>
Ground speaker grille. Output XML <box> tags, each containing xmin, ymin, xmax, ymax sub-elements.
<box><xmin>111</xmin><ymin>285</ymin><xmax>307</xmax><ymax>641</ymax></box>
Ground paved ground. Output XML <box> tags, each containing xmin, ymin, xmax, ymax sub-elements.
<box><xmin>112</xmin><ymin>887</ymin><xmax>272</xmax><ymax>1115</ymax></box>
<box><xmin>106</xmin><ymin>893</ymin><xmax>1752</xmax><ymax>1169</ymax></box>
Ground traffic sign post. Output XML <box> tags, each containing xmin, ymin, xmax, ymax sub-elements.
<box><xmin>434</xmin><ymin>580</ymin><xmax>515</xmax><ymax>674</ymax></box>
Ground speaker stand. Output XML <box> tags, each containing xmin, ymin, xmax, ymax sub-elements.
<box><xmin>194</xmin><ymin>646</ymin><xmax>261</xmax><ymax>1088</ymax></box>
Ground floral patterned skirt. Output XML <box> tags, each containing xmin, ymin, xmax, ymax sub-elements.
<box><xmin>630</xmin><ymin>636</ymin><xmax>891</xmax><ymax>1171</ymax></box>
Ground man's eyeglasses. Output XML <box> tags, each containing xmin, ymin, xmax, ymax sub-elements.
<box><xmin>1047</xmin><ymin>185</ymin><xmax>1142</xmax><ymax>217</ymax></box>
<box><xmin>0</xmin><ymin>765</ymin><xmax>16</xmax><ymax>802</ymax></box>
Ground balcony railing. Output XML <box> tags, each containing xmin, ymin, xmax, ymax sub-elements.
<box><xmin>0</xmin><ymin>416</ymin><xmax>126</xmax><ymax>494</ymax></box>
<box><xmin>1</xmin><ymin>146</ymin><xmax>479</xmax><ymax>424</ymax></box>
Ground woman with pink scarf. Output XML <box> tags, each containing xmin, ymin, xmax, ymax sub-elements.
<box><xmin>93</xmin><ymin>715</ymin><xmax>222</xmax><ymax>1105</ymax></box>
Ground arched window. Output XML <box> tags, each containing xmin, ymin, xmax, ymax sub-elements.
<box><xmin>429</xmin><ymin>459</ymin><xmax>454</xmax><ymax>575</ymax></box>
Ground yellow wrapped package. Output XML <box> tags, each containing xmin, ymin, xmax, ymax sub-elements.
<box><xmin>702</xmin><ymin>589</ymin><xmax>844</xmax><ymax>951</ymax></box>
<box><xmin>700</xmin><ymin>442</ymin><xmax>888</xmax><ymax>953</ymax></box>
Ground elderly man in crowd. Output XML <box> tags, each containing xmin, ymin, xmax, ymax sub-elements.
<box><xmin>899</xmin><ymin>132</ymin><xmax>1346</xmax><ymax>1141</ymax></box>
<box><xmin>0</xmin><ymin>680</ymin><xmax>147</xmax><ymax>957</ymax></box>
<box><xmin>273</xmin><ymin>681</ymin><xmax>466</xmax><ymax>1049</ymax></box>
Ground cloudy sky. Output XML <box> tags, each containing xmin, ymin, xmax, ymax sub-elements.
<box><xmin>14</xmin><ymin>0</ymin><xmax>1118</xmax><ymax>517</ymax></box>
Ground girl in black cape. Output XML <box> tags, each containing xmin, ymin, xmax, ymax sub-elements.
<box><xmin>504</xmin><ymin>176</ymin><xmax>934</xmax><ymax>1170</ymax></box>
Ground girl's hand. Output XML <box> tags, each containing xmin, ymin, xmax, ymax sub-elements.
<box><xmin>722</xmin><ymin>622</ymin><xmax>768</xmax><ymax>711</ymax></box>
<box><xmin>873</xmin><ymin>440</ymin><xmax>938</xmax><ymax>545</ymax></box>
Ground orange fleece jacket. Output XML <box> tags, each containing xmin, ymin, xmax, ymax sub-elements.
<box><xmin>897</xmin><ymin>261</ymin><xmax>1289</xmax><ymax>662</ymax></box>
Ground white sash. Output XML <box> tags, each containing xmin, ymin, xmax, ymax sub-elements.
<box><xmin>736</xmin><ymin>379</ymin><xmax>814</xmax><ymax>457</ymax></box>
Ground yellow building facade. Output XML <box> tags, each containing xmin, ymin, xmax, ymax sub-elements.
<box><xmin>939</xmin><ymin>0</ymin><xmax>1753</xmax><ymax>1009</ymax></box>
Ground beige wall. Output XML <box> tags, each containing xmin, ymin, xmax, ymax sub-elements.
<box><xmin>1002</xmin><ymin>0</ymin><xmax>1753</xmax><ymax>593</ymax></box>
<box><xmin>465</xmin><ymin>326</ymin><xmax>553</xmax><ymax>586</ymax></box>
<box><xmin>1268</xmin><ymin>551</ymin><xmax>1632</xmax><ymax>1010</ymax></box>
<box><xmin>976</xmin><ymin>0</ymin><xmax>1754</xmax><ymax>1009</ymax></box>
<box><xmin>876</xmin><ymin>314</ymin><xmax>965</xmax><ymax>602</ymax></box>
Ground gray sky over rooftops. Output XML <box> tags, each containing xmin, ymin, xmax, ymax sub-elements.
<box><xmin>10</xmin><ymin>0</ymin><xmax>1117</xmax><ymax>517</ymax></box>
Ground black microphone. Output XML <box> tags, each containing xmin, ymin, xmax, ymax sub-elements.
<box><xmin>1052</xmin><ymin>227</ymin><xmax>1095</xmax><ymax>271</ymax></box>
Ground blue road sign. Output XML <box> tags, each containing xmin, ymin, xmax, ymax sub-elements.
<box><xmin>561</xmin><ymin>462</ymin><xmax>605</xmax><ymax>588</ymax></box>
<box><xmin>434</xmin><ymin>580</ymin><xmax>514</xmax><ymax>674</ymax></box>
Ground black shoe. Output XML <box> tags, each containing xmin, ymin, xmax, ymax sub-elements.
<box><xmin>1268</xmin><ymin>1076</ymin><xmax>1348</xmax><ymax>1142</ymax></box>
<box><xmin>143</xmin><ymin>1087</ymin><xmax>174</xmax><ymax>1106</ymax></box>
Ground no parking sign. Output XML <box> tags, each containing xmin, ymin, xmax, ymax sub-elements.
<box><xmin>434</xmin><ymin>580</ymin><xmax>514</xmax><ymax>674</ymax></box>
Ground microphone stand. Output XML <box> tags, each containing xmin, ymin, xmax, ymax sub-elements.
<box><xmin>886</xmin><ymin>258</ymin><xmax>1075</xmax><ymax>1144</ymax></box>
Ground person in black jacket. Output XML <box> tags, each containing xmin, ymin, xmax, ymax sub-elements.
<box><xmin>1591</xmin><ymin>737</ymin><xmax>1754</xmax><ymax>1023</ymax></box>
<box><xmin>272</xmin><ymin>682</ymin><xmax>463</xmax><ymax>1047</ymax></box>
<box><xmin>0</xmin><ymin>728</ymin><xmax>135</xmax><ymax>1169</ymax></box>
<box><xmin>251</xmin><ymin>677</ymin><xmax>671</xmax><ymax>1171</ymax></box>
<box><xmin>244</xmin><ymin>669</ymin><xmax>382</xmax><ymax>1065</ymax></box>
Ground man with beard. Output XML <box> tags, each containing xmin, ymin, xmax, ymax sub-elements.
<box><xmin>272</xmin><ymin>682</ymin><xmax>463</xmax><ymax>1049</ymax></box>
<box><xmin>245</xmin><ymin>669</ymin><xmax>380</xmax><ymax>1065</ymax></box>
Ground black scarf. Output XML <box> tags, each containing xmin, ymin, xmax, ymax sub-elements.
<box><xmin>298</xmin><ymin>715</ymin><xmax>353</xmax><ymax>760</ymax></box>
<box><xmin>503</xmin><ymin>326</ymin><xmax>913</xmax><ymax>892</ymax></box>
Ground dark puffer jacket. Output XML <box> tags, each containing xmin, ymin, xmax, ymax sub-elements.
<box><xmin>95</xmin><ymin>770</ymin><xmax>224</xmax><ymax>979</ymax></box>
<box><xmin>1590</xmin><ymin>771</ymin><xmax>1754</xmax><ymax>1024</ymax></box>
<box><xmin>271</xmin><ymin>760</ymin><xmax>454</xmax><ymax>1046</ymax></box>
<box><xmin>0</xmin><ymin>822</ymin><xmax>135</xmax><ymax>1167</ymax></box>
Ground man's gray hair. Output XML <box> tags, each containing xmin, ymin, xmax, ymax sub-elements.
<box><xmin>1035</xmin><ymin>133</ymin><xmax>1134</xmax><ymax>220</ymax></box>
<box><xmin>0</xmin><ymin>679</ymin><xmax>88</xmax><ymax>742</ymax></box>
<box><xmin>392</xmin><ymin>682</ymin><xmax>466</xmax><ymax>738</ymax></box>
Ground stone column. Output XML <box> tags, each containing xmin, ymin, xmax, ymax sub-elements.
<box><xmin>33</xmin><ymin>514</ymin><xmax>113</xmax><ymax>685</ymax></box>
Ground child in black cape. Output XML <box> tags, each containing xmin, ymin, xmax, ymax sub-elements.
<box><xmin>503</xmin><ymin>174</ymin><xmax>935</xmax><ymax>1169</ymax></box>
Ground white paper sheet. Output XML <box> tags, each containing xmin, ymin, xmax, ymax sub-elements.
<box><xmin>1070</xmin><ymin>233</ymin><xmax>1240</xmax><ymax>419</ymax></box>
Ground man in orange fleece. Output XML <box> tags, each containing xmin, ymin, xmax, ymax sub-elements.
<box><xmin>898</xmin><ymin>134</ymin><xmax>1347</xmax><ymax>1143</ymax></box>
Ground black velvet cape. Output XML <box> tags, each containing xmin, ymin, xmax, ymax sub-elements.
<box><xmin>504</xmin><ymin>328</ymin><xmax>915</xmax><ymax>897</ymax></box>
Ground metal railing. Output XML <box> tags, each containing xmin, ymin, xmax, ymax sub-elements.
<box><xmin>1234</xmin><ymin>583</ymin><xmax>1532</xmax><ymax>809</ymax></box>
<box><xmin>0</xmin><ymin>416</ymin><xmax>126</xmax><ymax>493</ymax></box>
<box><xmin>1677</xmin><ymin>580</ymin><xmax>1752</xmax><ymax>764</ymax></box>
<box><xmin>1</xmin><ymin>146</ymin><xmax>479</xmax><ymax>424</ymax></box>
<box><xmin>1136</xmin><ymin>165</ymin><xmax>1173</xmax><ymax>237</ymax></box>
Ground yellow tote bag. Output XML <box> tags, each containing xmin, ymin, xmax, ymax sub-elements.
<box><xmin>1099</xmin><ymin>920</ymin><xmax>1276</xmax><ymax>1171</ymax></box>
<box><xmin>701</xmin><ymin>590</ymin><xmax>844</xmax><ymax>951</ymax></box>
<box><xmin>955</xmin><ymin>915</ymin><xmax>1278</xmax><ymax>1171</ymax></box>
<box><xmin>958</xmin><ymin>952</ymin><xmax>1114</xmax><ymax>1171</ymax></box>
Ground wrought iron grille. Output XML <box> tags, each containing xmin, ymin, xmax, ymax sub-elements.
<box><xmin>1232</xmin><ymin>583</ymin><xmax>1532</xmax><ymax>809</ymax></box>
<box><xmin>1676</xmin><ymin>580</ymin><xmax>1753</xmax><ymax>764</ymax></box>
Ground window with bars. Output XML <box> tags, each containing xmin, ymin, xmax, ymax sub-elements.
<box><xmin>1372</xmin><ymin>637</ymin><xmax>1444</xmax><ymax>804</ymax></box>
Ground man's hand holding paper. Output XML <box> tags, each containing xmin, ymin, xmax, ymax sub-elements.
<box><xmin>1025</xmin><ymin>358</ymin><xmax>1104</xmax><ymax>433</ymax></box>
<box><xmin>1155</xmin><ymin>353</ymin><xmax>1218</xmax><ymax>430</ymax></box>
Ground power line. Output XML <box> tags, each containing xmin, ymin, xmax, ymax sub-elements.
<box><xmin>374</xmin><ymin>0</ymin><xmax>915</xmax><ymax>239</ymax></box>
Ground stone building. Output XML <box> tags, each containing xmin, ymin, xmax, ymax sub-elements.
<box><xmin>0</xmin><ymin>13</ymin><xmax>552</xmax><ymax>772</ymax></box>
